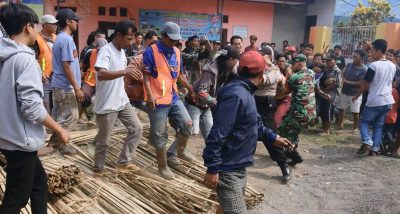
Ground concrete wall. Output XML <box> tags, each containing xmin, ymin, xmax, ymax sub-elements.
<box><xmin>271</xmin><ymin>4</ymin><xmax>307</xmax><ymax>52</ymax></box>
<box><xmin>307</xmin><ymin>0</ymin><xmax>336</xmax><ymax>27</ymax></box>
<box><xmin>376</xmin><ymin>23</ymin><xmax>400</xmax><ymax>50</ymax></box>
<box><xmin>44</xmin><ymin>0</ymin><xmax>274</xmax><ymax>51</ymax></box>
<box><xmin>223</xmin><ymin>0</ymin><xmax>274</xmax><ymax>47</ymax></box>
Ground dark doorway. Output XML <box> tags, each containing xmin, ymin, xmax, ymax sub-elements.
<box><xmin>98</xmin><ymin>21</ymin><xmax>117</xmax><ymax>42</ymax></box>
<box><xmin>221</xmin><ymin>28</ymin><xmax>228</xmax><ymax>44</ymax></box>
<box><xmin>304</xmin><ymin>15</ymin><xmax>317</xmax><ymax>43</ymax></box>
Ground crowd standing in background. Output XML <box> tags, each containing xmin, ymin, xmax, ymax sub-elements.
<box><xmin>1</xmin><ymin>2</ymin><xmax>400</xmax><ymax>214</ymax></box>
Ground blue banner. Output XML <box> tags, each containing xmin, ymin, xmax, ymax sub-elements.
<box><xmin>139</xmin><ymin>9</ymin><xmax>222</xmax><ymax>41</ymax></box>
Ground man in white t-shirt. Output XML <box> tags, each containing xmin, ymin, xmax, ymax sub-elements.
<box><xmin>92</xmin><ymin>20</ymin><xmax>143</xmax><ymax>174</ymax></box>
<box><xmin>353</xmin><ymin>39</ymin><xmax>396</xmax><ymax>156</ymax></box>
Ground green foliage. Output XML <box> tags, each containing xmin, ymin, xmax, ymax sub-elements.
<box><xmin>350</xmin><ymin>0</ymin><xmax>395</xmax><ymax>26</ymax></box>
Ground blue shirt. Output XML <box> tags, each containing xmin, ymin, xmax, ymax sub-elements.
<box><xmin>143</xmin><ymin>41</ymin><xmax>183</xmax><ymax>106</ymax></box>
<box><xmin>52</xmin><ymin>32</ymin><xmax>81</xmax><ymax>90</ymax></box>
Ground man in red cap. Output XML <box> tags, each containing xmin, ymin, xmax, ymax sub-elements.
<box><xmin>203</xmin><ymin>51</ymin><xmax>293</xmax><ymax>214</ymax></box>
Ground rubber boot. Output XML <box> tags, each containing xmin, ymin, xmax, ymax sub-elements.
<box><xmin>176</xmin><ymin>133</ymin><xmax>196</xmax><ymax>162</ymax></box>
<box><xmin>278</xmin><ymin>162</ymin><xmax>292</xmax><ymax>184</ymax></box>
<box><xmin>156</xmin><ymin>146</ymin><xmax>175</xmax><ymax>180</ymax></box>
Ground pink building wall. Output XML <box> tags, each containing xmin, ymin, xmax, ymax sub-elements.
<box><xmin>44</xmin><ymin>0</ymin><xmax>274</xmax><ymax>51</ymax></box>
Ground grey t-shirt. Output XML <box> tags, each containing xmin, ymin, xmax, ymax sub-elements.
<box><xmin>341</xmin><ymin>63</ymin><xmax>367</xmax><ymax>96</ymax></box>
<box><xmin>93</xmin><ymin>42</ymin><xmax>129</xmax><ymax>114</ymax></box>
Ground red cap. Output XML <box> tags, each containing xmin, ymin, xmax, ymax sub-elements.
<box><xmin>239</xmin><ymin>51</ymin><xmax>267</xmax><ymax>75</ymax></box>
<box><xmin>287</xmin><ymin>46</ymin><xmax>296</xmax><ymax>52</ymax></box>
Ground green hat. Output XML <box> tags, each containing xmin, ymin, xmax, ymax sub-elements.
<box><xmin>291</xmin><ymin>54</ymin><xmax>307</xmax><ymax>64</ymax></box>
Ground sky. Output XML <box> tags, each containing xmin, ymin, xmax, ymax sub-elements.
<box><xmin>334</xmin><ymin>0</ymin><xmax>400</xmax><ymax>18</ymax></box>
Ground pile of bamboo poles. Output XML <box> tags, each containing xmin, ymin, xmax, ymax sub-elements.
<box><xmin>0</xmin><ymin>127</ymin><xmax>264</xmax><ymax>213</ymax></box>
<box><xmin>0</xmin><ymin>168</ymin><xmax>59</xmax><ymax>214</ymax></box>
<box><xmin>41</xmin><ymin>157</ymin><xmax>81</xmax><ymax>194</ymax></box>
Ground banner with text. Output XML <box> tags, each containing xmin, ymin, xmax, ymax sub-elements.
<box><xmin>139</xmin><ymin>9</ymin><xmax>222</xmax><ymax>41</ymax></box>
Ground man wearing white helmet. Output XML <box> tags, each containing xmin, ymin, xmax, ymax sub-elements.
<box><xmin>33</xmin><ymin>14</ymin><xmax>58</xmax><ymax>114</ymax></box>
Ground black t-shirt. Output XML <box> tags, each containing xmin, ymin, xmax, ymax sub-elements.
<box><xmin>333</xmin><ymin>55</ymin><xmax>346</xmax><ymax>71</ymax></box>
<box><xmin>80</xmin><ymin>44</ymin><xmax>95</xmax><ymax>62</ymax></box>
<box><xmin>82</xmin><ymin>49</ymin><xmax>93</xmax><ymax>72</ymax></box>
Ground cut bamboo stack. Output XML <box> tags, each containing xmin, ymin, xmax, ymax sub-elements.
<box><xmin>0</xmin><ymin>168</ymin><xmax>59</xmax><ymax>214</ymax></box>
<box><xmin>41</xmin><ymin>157</ymin><xmax>81</xmax><ymax>194</ymax></box>
<box><xmin>0</xmin><ymin>127</ymin><xmax>264</xmax><ymax>214</ymax></box>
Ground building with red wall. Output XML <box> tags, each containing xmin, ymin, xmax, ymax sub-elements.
<box><xmin>38</xmin><ymin>0</ymin><xmax>337</xmax><ymax>53</ymax></box>
<box><xmin>43</xmin><ymin>0</ymin><xmax>274</xmax><ymax>51</ymax></box>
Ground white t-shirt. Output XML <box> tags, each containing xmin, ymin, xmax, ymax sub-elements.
<box><xmin>366</xmin><ymin>60</ymin><xmax>396</xmax><ymax>107</ymax></box>
<box><xmin>93</xmin><ymin>42</ymin><xmax>129</xmax><ymax>114</ymax></box>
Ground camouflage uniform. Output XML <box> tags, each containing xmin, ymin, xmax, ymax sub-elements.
<box><xmin>279</xmin><ymin>67</ymin><xmax>316</xmax><ymax>145</ymax></box>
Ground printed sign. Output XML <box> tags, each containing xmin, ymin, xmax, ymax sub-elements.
<box><xmin>232</xmin><ymin>26</ymin><xmax>248</xmax><ymax>38</ymax></box>
<box><xmin>139</xmin><ymin>9</ymin><xmax>222</xmax><ymax>41</ymax></box>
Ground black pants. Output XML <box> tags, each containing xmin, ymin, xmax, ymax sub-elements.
<box><xmin>255</xmin><ymin>96</ymin><xmax>287</xmax><ymax>164</ymax></box>
<box><xmin>255</xmin><ymin>95</ymin><xmax>277</xmax><ymax>130</ymax></box>
<box><xmin>0</xmin><ymin>149</ymin><xmax>47</xmax><ymax>214</ymax></box>
<box><xmin>263</xmin><ymin>141</ymin><xmax>287</xmax><ymax>164</ymax></box>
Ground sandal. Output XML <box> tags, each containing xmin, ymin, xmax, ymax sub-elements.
<box><xmin>352</xmin><ymin>129</ymin><xmax>359</xmax><ymax>135</ymax></box>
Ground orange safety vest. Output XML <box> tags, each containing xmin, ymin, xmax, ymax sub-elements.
<box><xmin>83</xmin><ymin>49</ymin><xmax>98</xmax><ymax>87</ymax></box>
<box><xmin>37</xmin><ymin>33</ymin><xmax>56</xmax><ymax>76</ymax></box>
<box><xmin>144</xmin><ymin>44</ymin><xmax>180</xmax><ymax>105</ymax></box>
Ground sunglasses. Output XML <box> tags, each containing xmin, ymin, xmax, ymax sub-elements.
<box><xmin>168</xmin><ymin>37</ymin><xmax>178</xmax><ymax>42</ymax></box>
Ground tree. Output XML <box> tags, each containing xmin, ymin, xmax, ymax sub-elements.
<box><xmin>350</xmin><ymin>0</ymin><xmax>395</xmax><ymax>26</ymax></box>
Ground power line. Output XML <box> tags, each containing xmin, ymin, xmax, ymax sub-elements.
<box><xmin>341</xmin><ymin>0</ymin><xmax>357</xmax><ymax>7</ymax></box>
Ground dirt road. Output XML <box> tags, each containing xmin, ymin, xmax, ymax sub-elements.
<box><xmin>248</xmin><ymin>129</ymin><xmax>400</xmax><ymax>214</ymax></box>
<box><xmin>190</xmin><ymin>127</ymin><xmax>400</xmax><ymax>214</ymax></box>
<box><xmin>80</xmin><ymin>112</ymin><xmax>400</xmax><ymax>214</ymax></box>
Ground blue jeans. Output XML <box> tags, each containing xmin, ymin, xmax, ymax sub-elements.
<box><xmin>148</xmin><ymin>99</ymin><xmax>192</xmax><ymax>157</ymax></box>
<box><xmin>359</xmin><ymin>104</ymin><xmax>392</xmax><ymax>152</ymax></box>
<box><xmin>185</xmin><ymin>102</ymin><xmax>213</xmax><ymax>139</ymax></box>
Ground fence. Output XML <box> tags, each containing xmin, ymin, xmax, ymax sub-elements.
<box><xmin>331</xmin><ymin>26</ymin><xmax>376</xmax><ymax>59</ymax></box>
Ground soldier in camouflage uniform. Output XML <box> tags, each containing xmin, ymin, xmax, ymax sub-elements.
<box><xmin>279</xmin><ymin>54</ymin><xmax>316</xmax><ymax>166</ymax></box>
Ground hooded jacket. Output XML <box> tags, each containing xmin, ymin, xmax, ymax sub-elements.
<box><xmin>186</xmin><ymin>61</ymin><xmax>219</xmax><ymax>108</ymax></box>
<box><xmin>203</xmin><ymin>76</ymin><xmax>277</xmax><ymax>174</ymax></box>
<box><xmin>0</xmin><ymin>38</ymin><xmax>47</xmax><ymax>152</ymax></box>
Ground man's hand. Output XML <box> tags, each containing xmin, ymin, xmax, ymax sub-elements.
<box><xmin>126</xmin><ymin>66</ymin><xmax>143</xmax><ymax>81</ymax></box>
<box><xmin>204</xmin><ymin>173</ymin><xmax>219</xmax><ymax>189</ymax></box>
<box><xmin>274</xmin><ymin>136</ymin><xmax>294</xmax><ymax>149</ymax></box>
<box><xmin>42</xmin><ymin>73</ymin><xmax>50</xmax><ymax>84</ymax></box>
<box><xmin>352</xmin><ymin>95</ymin><xmax>359</xmax><ymax>103</ymax></box>
<box><xmin>146</xmin><ymin>93</ymin><xmax>156</xmax><ymax>111</ymax></box>
<box><xmin>75</xmin><ymin>88</ymin><xmax>85</xmax><ymax>103</ymax></box>
<box><xmin>56</xmin><ymin>128</ymin><xmax>70</xmax><ymax>145</ymax></box>
<box><xmin>321</xmin><ymin>94</ymin><xmax>332</xmax><ymax>101</ymax></box>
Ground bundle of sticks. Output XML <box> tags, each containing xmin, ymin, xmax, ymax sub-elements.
<box><xmin>0</xmin><ymin>126</ymin><xmax>264</xmax><ymax>213</ymax></box>
<box><xmin>41</xmin><ymin>157</ymin><xmax>81</xmax><ymax>194</ymax></box>
<box><xmin>0</xmin><ymin>168</ymin><xmax>59</xmax><ymax>214</ymax></box>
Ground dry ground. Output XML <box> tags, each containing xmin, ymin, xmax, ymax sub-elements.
<box><xmin>77</xmin><ymin>112</ymin><xmax>400</xmax><ymax>214</ymax></box>
<box><xmin>187</xmin><ymin>120</ymin><xmax>400</xmax><ymax>214</ymax></box>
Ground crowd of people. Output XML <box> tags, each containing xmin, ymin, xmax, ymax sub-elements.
<box><xmin>0</xmin><ymin>2</ymin><xmax>400</xmax><ymax>214</ymax></box>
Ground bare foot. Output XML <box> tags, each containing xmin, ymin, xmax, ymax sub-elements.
<box><xmin>78</xmin><ymin>118</ymin><xmax>87</xmax><ymax>124</ymax></box>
